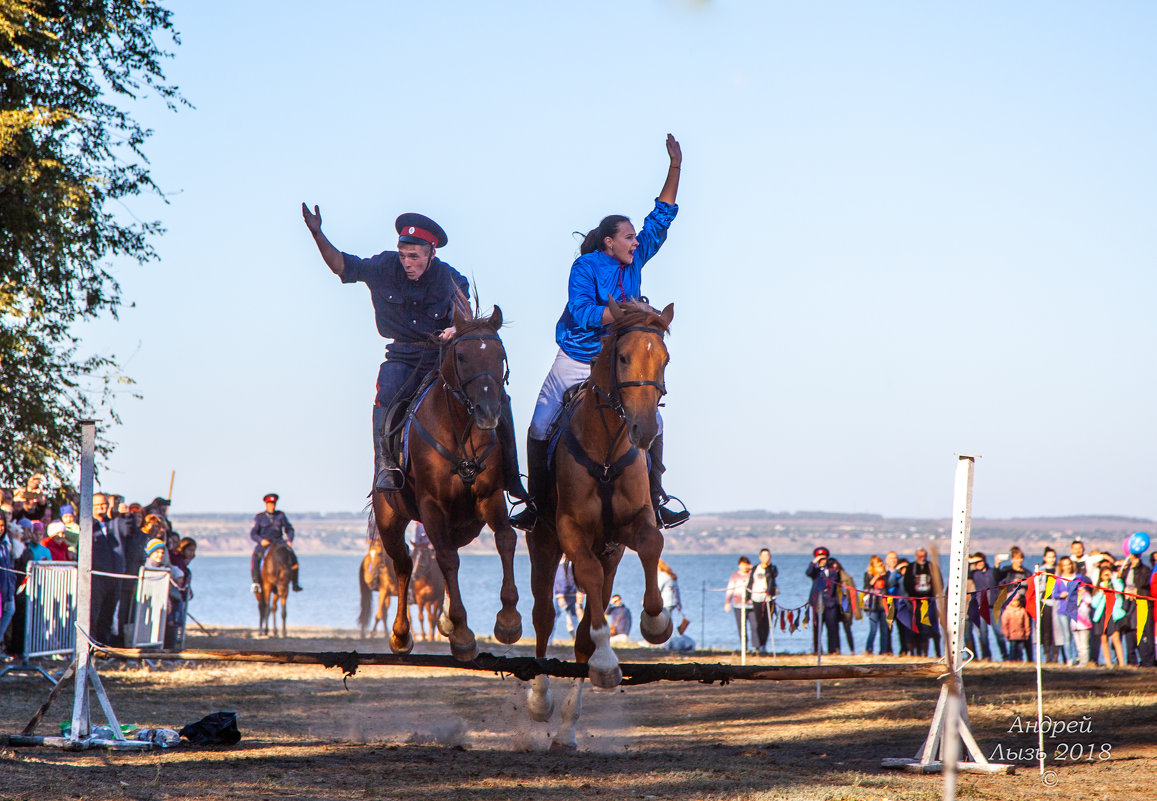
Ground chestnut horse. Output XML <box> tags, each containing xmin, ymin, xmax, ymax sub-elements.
<box><xmin>371</xmin><ymin>306</ymin><xmax>521</xmax><ymax>660</ymax></box>
<box><xmin>408</xmin><ymin>545</ymin><xmax>446</xmax><ymax>641</ymax></box>
<box><xmin>357</xmin><ymin>538</ymin><xmax>397</xmax><ymax>638</ymax></box>
<box><xmin>255</xmin><ymin>541</ymin><xmax>294</xmax><ymax>637</ymax></box>
<box><xmin>526</xmin><ymin>298</ymin><xmax>675</xmax><ymax>749</ymax></box>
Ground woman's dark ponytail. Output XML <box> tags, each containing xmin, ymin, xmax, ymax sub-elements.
<box><xmin>578</xmin><ymin>214</ymin><xmax>631</xmax><ymax>255</ymax></box>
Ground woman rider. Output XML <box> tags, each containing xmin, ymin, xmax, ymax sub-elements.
<box><xmin>510</xmin><ymin>134</ymin><xmax>688</xmax><ymax>531</ymax></box>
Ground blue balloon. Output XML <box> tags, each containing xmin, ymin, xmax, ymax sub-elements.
<box><xmin>1128</xmin><ymin>531</ymin><xmax>1150</xmax><ymax>556</ymax></box>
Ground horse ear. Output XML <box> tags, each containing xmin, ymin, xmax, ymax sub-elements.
<box><xmin>607</xmin><ymin>295</ymin><xmax>621</xmax><ymax>318</ymax></box>
<box><xmin>452</xmin><ymin>303</ymin><xmax>467</xmax><ymax>329</ymax></box>
<box><xmin>659</xmin><ymin>302</ymin><xmax>674</xmax><ymax>327</ymax></box>
<box><xmin>489</xmin><ymin>305</ymin><xmax>502</xmax><ymax>329</ymax></box>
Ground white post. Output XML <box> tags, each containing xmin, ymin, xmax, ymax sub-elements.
<box><xmin>70</xmin><ymin>420</ymin><xmax>96</xmax><ymax>742</ymax></box>
<box><xmin>1034</xmin><ymin>567</ymin><xmax>1045</xmax><ymax>777</ymax></box>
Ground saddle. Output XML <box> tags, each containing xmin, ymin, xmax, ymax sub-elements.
<box><xmin>381</xmin><ymin>369</ymin><xmax>441</xmax><ymax>468</ymax></box>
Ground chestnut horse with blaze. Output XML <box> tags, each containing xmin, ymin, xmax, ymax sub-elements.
<box><xmin>371</xmin><ymin>306</ymin><xmax>521</xmax><ymax>660</ymax></box>
<box><xmin>526</xmin><ymin>298</ymin><xmax>676</xmax><ymax>749</ymax></box>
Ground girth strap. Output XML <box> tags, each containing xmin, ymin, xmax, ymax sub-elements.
<box><xmin>409</xmin><ymin>414</ymin><xmax>496</xmax><ymax>488</ymax></box>
<box><xmin>562</xmin><ymin>424</ymin><xmax>638</xmax><ymax>538</ymax></box>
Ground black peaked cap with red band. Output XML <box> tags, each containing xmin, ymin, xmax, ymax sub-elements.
<box><xmin>263</xmin><ymin>493</ymin><xmax>279</xmax><ymax>504</ymax></box>
<box><xmin>395</xmin><ymin>213</ymin><xmax>448</xmax><ymax>249</ymax></box>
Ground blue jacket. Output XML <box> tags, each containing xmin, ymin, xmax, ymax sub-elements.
<box><xmin>554</xmin><ymin>200</ymin><xmax>677</xmax><ymax>362</ymax></box>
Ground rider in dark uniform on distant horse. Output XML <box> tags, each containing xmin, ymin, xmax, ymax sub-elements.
<box><xmin>250</xmin><ymin>493</ymin><xmax>301</xmax><ymax>592</ymax></box>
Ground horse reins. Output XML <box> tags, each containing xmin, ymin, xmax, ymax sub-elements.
<box><xmin>408</xmin><ymin>332</ymin><xmax>509</xmax><ymax>488</ymax></box>
<box><xmin>563</xmin><ymin>324</ymin><xmax>668</xmax><ymax>538</ymax></box>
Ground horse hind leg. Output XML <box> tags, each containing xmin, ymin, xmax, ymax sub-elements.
<box><xmin>549</xmin><ymin>678</ymin><xmax>585</xmax><ymax>752</ymax></box>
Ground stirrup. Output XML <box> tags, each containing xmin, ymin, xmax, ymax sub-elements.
<box><xmin>508</xmin><ymin>498</ymin><xmax>537</xmax><ymax>532</ymax></box>
<box><xmin>374</xmin><ymin>464</ymin><xmax>405</xmax><ymax>492</ymax></box>
<box><xmin>250</xmin><ymin>582</ymin><xmax>261</xmax><ymax>593</ymax></box>
<box><xmin>655</xmin><ymin>494</ymin><xmax>690</xmax><ymax>529</ymax></box>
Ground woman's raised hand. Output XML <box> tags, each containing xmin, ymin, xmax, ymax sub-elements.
<box><xmin>666</xmin><ymin>133</ymin><xmax>682</xmax><ymax>168</ymax></box>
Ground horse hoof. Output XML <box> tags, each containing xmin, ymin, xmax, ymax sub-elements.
<box><xmin>390</xmin><ymin>632</ymin><xmax>414</xmax><ymax>655</ymax></box>
<box><xmin>493</xmin><ymin>618</ymin><xmax>522</xmax><ymax>645</ymax></box>
<box><xmin>588</xmin><ymin>663</ymin><xmax>623</xmax><ymax>689</ymax></box>
<box><xmin>450</xmin><ymin>637</ymin><xmax>478</xmax><ymax>662</ymax></box>
<box><xmin>549</xmin><ymin>739</ymin><xmax>577</xmax><ymax>753</ymax></box>
<box><xmin>438</xmin><ymin>611</ymin><xmax>455</xmax><ymax>637</ymax></box>
<box><xmin>527</xmin><ymin>687</ymin><xmax>555</xmax><ymax>723</ymax></box>
<box><xmin>640</xmin><ymin>610</ymin><xmax>673</xmax><ymax>644</ymax></box>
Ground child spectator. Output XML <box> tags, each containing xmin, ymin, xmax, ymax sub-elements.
<box><xmin>41</xmin><ymin>522</ymin><xmax>72</xmax><ymax>561</ymax></box>
<box><xmin>1001</xmin><ymin>596</ymin><xmax>1032</xmax><ymax>661</ymax></box>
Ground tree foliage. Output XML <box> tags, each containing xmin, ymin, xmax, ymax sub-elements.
<box><xmin>0</xmin><ymin>0</ymin><xmax>183</xmax><ymax>486</ymax></box>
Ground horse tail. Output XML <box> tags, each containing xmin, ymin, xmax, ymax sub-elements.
<box><xmin>357</xmin><ymin>555</ymin><xmax>372</xmax><ymax>633</ymax></box>
<box><xmin>365</xmin><ymin>504</ymin><xmax>377</xmax><ymax>546</ymax></box>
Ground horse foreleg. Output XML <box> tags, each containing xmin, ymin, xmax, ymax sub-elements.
<box><xmin>373</xmin><ymin>495</ymin><xmax>414</xmax><ymax>654</ymax></box>
<box><xmin>280</xmin><ymin>591</ymin><xmax>288</xmax><ymax>638</ymax></box>
<box><xmin>566</xmin><ymin>529</ymin><xmax>620</xmax><ymax>689</ymax></box>
<box><xmin>550</xmin><ymin>678</ymin><xmax>585</xmax><ymax>752</ymax></box>
<box><xmin>634</xmin><ymin>515</ymin><xmax>673</xmax><ymax>644</ymax></box>
<box><xmin>434</xmin><ymin>547</ymin><xmax>476</xmax><ymax>661</ymax></box>
<box><xmin>483</xmin><ymin>495</ymin><xmax>522</xmax><ymax>644</ymax></box>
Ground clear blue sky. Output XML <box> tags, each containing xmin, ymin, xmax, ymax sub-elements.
<box><xmin>84</xmin><ymin>1</ymin><xmax>1157</xmax><ymax>520</ymax></box>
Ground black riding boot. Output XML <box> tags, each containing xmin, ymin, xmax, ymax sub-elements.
<box><xmin>648</xmin><ymin>434</ymin><xmax>690</xmax><ymax>528</ymax></box>
<box><xmin>498</xmin><ymin>404</ymin><xmax>529</xmax><ymax>501</ymax></box>
<box><xmin>509</xmin><ymin>436</ymin><xmax>548</xmax><ymax>532</ymax></box>
<box><xmin>372</xmin><ymin>405</ymin><xmax>403</xmax><ymax>492</ymax></box>
<box><xmin>250</xmin><ymin>547</ymin><xmax>263</xmax><ymax>592</ymax></box>
<box><xmin>289</xmin><ymin>548</ymin><xmax>303</xmax><ymax>592</ymax></box>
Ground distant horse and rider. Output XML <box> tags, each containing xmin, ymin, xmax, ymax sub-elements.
<box><xmin>254</xmin><ymin>541</ymin><xmax>295</xmax><ymax>637</ymax></box>
<box><xmin>358</xmin><ymin>524</ymin><xmax>445</xmax><ymax>641</ymax></box>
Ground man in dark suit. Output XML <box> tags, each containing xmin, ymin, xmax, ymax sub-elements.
<box><xmin>90</xmin><ymin>493</ymin><xmax>126</xmax><ymax>644</ymax></box>
<box><xmin>113</xmin><ymin>500</ymin><xmax>147</xmax><ymax>645</ymax></box>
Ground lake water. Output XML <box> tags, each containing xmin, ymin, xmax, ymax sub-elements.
<box><xmin>189</xmin><ymin>552</ymin><xmax>953</xmax><ymax>655</ymax></box>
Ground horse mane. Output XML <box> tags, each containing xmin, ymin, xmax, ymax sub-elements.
<box><xmin>451</xmin><ymin>307</ymin><xmax>503</xmax><ymax>338</ymax></box>
<box><xmin>603</xmin><ymin>300</ymin><xmax>670</xmax><ymax>338</ymax></box>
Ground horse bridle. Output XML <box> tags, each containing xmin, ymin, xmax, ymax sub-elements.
<box><xmin>408</xmin><ymin>331</ymin><xmax>509</xmax><ymax>488</ymax></box>
<box><xmin>442</xmin><ymin>332</ymin><xmax>510</xmax><ymax>416</ymax></box>
<box><xmin>596</xmin><ymin>325</ymin><xmax>668</xmax><ymax>417</ymax></box>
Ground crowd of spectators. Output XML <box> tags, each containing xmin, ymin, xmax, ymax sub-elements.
<box><xmin>0</xmin><ymin>476</ymin><xmax>195</xmax><ymax>658</ymax></box>
<box><xmin>734</xmin><ymin>538</ymin><xmax>1156</xmax><ymax>667</ymax></box>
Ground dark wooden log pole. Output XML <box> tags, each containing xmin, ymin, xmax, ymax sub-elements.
<box><xmin>93</xmin><ymin>646</ymin><xmax>944</xmax><ymax>685</ymax></box>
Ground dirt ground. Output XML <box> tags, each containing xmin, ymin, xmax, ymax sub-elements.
<box><xmin>1</xmin><ymin>627</ymin><xmax>1154</xmax><ymax>801</ymax></box>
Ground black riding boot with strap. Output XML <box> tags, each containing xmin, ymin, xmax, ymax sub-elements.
<box><xmin>498</xmin><ymin>403</ymin><xmax>529</xmax><ymax>502</ymax></box>
<box><xmin>648</xmin><ymin>434</ymin><xmax>690</xmax><ymax>528</ymax></box>
<box><xmin>509</xmin><ymin>436</ymin><xmax>548</xmax><ymax>532</ymax></box>
<box><xmin>289</xmin><ymin>547</ymin><xmax>303</xmax><ymax>592</ymax></box>
<box><xmin>372</xmin><ymin>405</ymin><xmax>404</xmax><ymax>492</ymax></box>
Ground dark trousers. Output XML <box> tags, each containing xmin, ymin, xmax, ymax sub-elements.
<box><xmin>91</xmin><ymin>576</ymin><xmax>119</xmax><ymax>644</ymax></box>
<box><xmin>751</xmin><ymin>600</ymin><xmax>772</xmax><ymax>650</ymax></box>
<box><xmin>822</xmin><ymin>604</ymin><xmax>841</xmax><ymax>653</ymax></box>
<box><xmin>117</xmin><ymin>566</ymin><xmax>143</xmax><ymax>645</ymax></box>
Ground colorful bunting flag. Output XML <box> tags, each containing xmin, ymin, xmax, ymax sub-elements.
<box><xmin>1139</xmin><ymin>599</ymin><xmax>1149</xmax><ymax>636</ymax></box>
<box><xmin>979</xmin><ymin>588</ymin><xmax>992</xmax><ymax>625</ymax></box>
<box><xmin>1025</xmin><ymin>577</ymin><xmax>1037</xmax><ymax>620</ymax></box>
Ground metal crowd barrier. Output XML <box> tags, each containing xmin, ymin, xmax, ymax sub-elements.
<box><xmin>0</xmin><ymin>561</ymin><xmax>77</xmax><ymax>684</ymax></box>
<box><xmin>0</xmin><ymin>562</ymin><xmax>175</xmax><ymax>685</ymax></box>
<box><xmin>130</xmin><ymin>567</ymin><xmax>171</xmax><ymax>650</ymax></box>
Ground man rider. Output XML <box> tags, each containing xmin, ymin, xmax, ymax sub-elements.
<box><xmin>301</xmin><ymin>203</ymin><xmax>527</xmax><ymax>499</ymax></box>
<box><xmin>250</xmin><ymin>493</ymin><xmax>301</xmax><ymax>593</ymax></box>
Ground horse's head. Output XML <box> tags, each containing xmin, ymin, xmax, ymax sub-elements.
<box><xmin>598</xmin><ymin>297</ymin><xmax>674</xmax><ymax>450</ymax></box>
<box><xmin>440</xmin><ymin>305</ymin><xmax>508</xmax><ymax>430</ymax></box>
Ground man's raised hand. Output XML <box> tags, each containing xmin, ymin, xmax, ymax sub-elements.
<box><xmin>302</xmin><ymin>202</ymin><xmax>323</xmax><ymax>235</ymax></box>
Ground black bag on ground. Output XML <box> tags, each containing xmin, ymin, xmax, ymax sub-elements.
<box><xmin>179</xmin><ymin>711</ymin><xmax>242</xmax><ymax>745</ymax></box>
